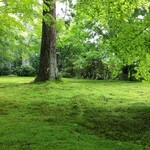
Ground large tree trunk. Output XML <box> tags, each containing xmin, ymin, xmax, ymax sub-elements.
<box><xmin>49</xmin><ymin>3</ymin><xmax>58</xmax><ymax>79</ymax></box>
<box><xmin>35</xmin><ymin>0</ymin><xmax>58</xmax><ymax>82</ymax></box>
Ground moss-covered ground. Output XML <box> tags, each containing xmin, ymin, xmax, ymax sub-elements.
<box><xmin>0</xmin><ymin>76</ymin><xmax>150</xmax><ymax>150</ymax></box>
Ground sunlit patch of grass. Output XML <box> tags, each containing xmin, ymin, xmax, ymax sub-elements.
<box><xmin>0</xmin><ymin>76</ymin><xmax>150</xmax><ymax>149</ymax></box>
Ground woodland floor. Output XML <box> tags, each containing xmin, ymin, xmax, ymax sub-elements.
<box><xmin>0</xmin><ymin>76</ymin><xmax>150</xmax><ymax>150</ymax></box>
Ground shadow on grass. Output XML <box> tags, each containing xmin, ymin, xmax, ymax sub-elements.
<box><xmin>65</xmin><ymin>78</ymin><xmax>140</xmax><ymax>84</ymax></box>
<box><xmin>67</xmin><ymin>99</ymin><xmax>150</xmax><ymax>148</ymax></box>
<box><xmin>0</xmin><ymin>97</ymin><xmax>149</xmax><ymax>149</ymax></box>
<box><xmin>25</xmin><ymin>98</ymin><xmax>150</xmax><ymax>148</ymax></box>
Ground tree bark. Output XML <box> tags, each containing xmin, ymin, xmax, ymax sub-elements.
<box><xmin>35</xmin><ymin>0</ymin><xmax>58</xmax><ymax>82</ymax></box>
<box><xmin>49</xmin><ymin>3</ymin><xmax>58</xmax><ymax>79</ymax></box>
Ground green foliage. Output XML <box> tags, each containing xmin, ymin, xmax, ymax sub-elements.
<box><xmin>0</xmin><ymin>0</ymin><xmax>150</xmax><ymax>81</ymax></box>
<box><xmin>73</xmin><ymin>0</ymin><xmax>150</xmax><ymax>81</ymax></box>
<box><xmin>0</xmin><ymin>0</ymin><xmax>42</xmax><ymax>76</ymax></box>
<box><xmin>134</xmin><ymin>54</ymin><xmax>150</xmax><ymax>82</ymax></box>
<box><xmin>0</xmin><ymin>63</ymin><xmax>12</xmax><ymax>75</ymax></box>
<box><xmin>72</xmin><ymin>54</ymin><xmax>111</xmax><ymax>79</ymax></box>
<box><xmin>29</xmin><ymin>53</ymin><xmax>40</xmax><ymax>73</ymax></box>
<box><xmin>16</xmin><ymin>65</ymin><xmax>35</xmax><ymax>76</ymax></box>
<box><xmin>0</xmin><ymin>54</ymin><xmax>12</xmax><ymax>75</ymax></box>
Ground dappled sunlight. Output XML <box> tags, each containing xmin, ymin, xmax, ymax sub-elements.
<box><xmin>0</xmin><ymin>76</ymin><xmax>34</xmax><ymax>84</ymax></box>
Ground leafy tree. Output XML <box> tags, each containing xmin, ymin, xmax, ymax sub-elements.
<box><xmin>0</xmin><ymin>0</ymin><xmax>42</xmax><ymax>76</ymax></box>
<box><xmin>0</xmin><ymin>0</ymin><xmax>150</xmax><ymax>81</ymax></box>
<box><xmin>56</xmin><ymin>1</ymin><xmax>120</xmax><ymax>79</ymax></box>
<box><xmin>73</xmin><ymin>0</ymin><xmax>150</xmax><ymax>81</ymax></box>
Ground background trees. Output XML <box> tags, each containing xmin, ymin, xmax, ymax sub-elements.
<box><xmin>0</xmin><ymin>0</ymin><xmax>41</xmax><ymax>76</ymax></box>
<box><xmin>0</xmin><ymin>0</ymin><xmax>150</xmax><ymax>81</ymax></box>
<box><xmin>67</xmin><ymin>0</ymin><xmax>150</xmax><ymax>81</ymax></box>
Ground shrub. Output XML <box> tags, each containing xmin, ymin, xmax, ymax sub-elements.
<box><xmin>0</xmin><ymin>63</ymin><xmax>12</xmax><ymax>75</ymax></box>
<box><xmin>16</xmin><ymin>65</ymin><xmax>35</xmax><ymax>76</ymax></box>
<box><xmin>29</xmin><ymin>53</ymin><xmax>40</xmax><ymax>74</ymax></box>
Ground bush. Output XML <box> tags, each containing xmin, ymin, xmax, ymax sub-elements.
<box><xmin>80</xmin><ymin>59</ymin><xmax>111</xmax><ymax>80</ymax></box>
<box><xmin>0</xmin><ymin>66</ymin><xmax>12</xmax><ymax>75</ymax></box>
<box><xmin>16</xmin><ymin>65</ymin><xmax>35</xmax><ymax>76</ymax></box>
<box><xmin>29</xmin><ymin>53</ymin><xmax>40</xmax><ymax>74</ymax></box>
<box><xmin>0</xmin><ymin>63</ymin><xmax>12</xmax><ymax>75</ymax></box>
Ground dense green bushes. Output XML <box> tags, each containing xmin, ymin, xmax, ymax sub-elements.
<box><xmin>0</xmin><ymin>61</ymin><xmax>36</xmax><ymax>77</ymax></box>
<box><xmin>16</xmin><ymin>65</ymin><xmax>36</xmax><ymax>76</ymax></box>
<box><xmin>0</xmin><ymin>52</ymin><xmax>137</xmax><ymax>80</ymax></box>
<box><xmin>0</xmin><ymin>64</ymin><xmax>12</xmax><ymax>75</ymax></box>
<box><xmin>0</xmin><ymin>59</ymin><xmax>12</xmax><ymax>75</ymax></box>
<box><xmin>0</xmin><ymin>53</ymin><xmax>38</xmax><ymax>77</ymax></box>
<box><xmin>59</xmin><ymin>51</ymin><xmax>113</xmax><ymax>80</ymax></box>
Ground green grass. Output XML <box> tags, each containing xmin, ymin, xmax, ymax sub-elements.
<box><xmin>0</xmin><ymin>76</ymin><xmax>150</xmax><ymax>150</ymax></box>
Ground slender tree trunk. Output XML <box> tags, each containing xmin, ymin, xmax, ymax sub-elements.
<box><xmin>35</xmin><ymin>0</ymin><xmax>58</xmax><ymax>82</ymax></box>
<box><xmin>121</xmin><ymin>65</ymin><xmax>129</xmax><ymax>80</ymax></box>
